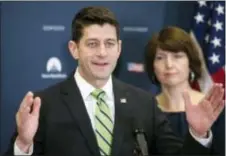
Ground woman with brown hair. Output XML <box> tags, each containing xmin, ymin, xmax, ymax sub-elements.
<box><xmin>144</xmin><ymin>26</ymin><xmax>225</xmax><ymax>155</ymax></box>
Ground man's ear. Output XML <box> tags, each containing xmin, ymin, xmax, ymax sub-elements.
<box><xmin>117</xmin><ymin>40</ymin><xmax>122</xmax><ymax>57</ymax></box>
<box><xmin>68</xmin><ymin>40</ymin><xmax>79</xmax><ymax>60</ymax></box>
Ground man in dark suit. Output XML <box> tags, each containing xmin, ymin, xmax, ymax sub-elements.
<box><xmin>6</xmin><ymin>6</ymin><xmax>225</xmax><ymax>156</ymax></box>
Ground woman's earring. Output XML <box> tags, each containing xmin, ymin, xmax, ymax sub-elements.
<box><xmin>190</xmin><ymin>71</ymin><xmax>195</xmax><ymax>82</ymax></box>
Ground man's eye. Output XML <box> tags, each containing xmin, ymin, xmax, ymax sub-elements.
<box><xmin>88</xmin><ymin>42</ymin><xmax>98</xmax><ymax>48</ymax></box>
<box><xmin>106</xmin><ymin>42</ymin><xmax>115</xmax><ymax>48</ymax></box>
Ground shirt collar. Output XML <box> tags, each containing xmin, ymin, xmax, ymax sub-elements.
<box><xmin>74</xmin><ymin>68</ymin><xmax>114</xmax><ymax>101</ymax></box>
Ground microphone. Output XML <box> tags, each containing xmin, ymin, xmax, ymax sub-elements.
<box><xmin>134</xmin><ymin>128</ymin><xmax>149</xmax><ymax>156</ymax></box>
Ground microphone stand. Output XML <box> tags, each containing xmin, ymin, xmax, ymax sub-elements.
<box><xmin>133</xmin><ymin>129</ymin><xmax>149</xmax><ymax>156</ymax></box>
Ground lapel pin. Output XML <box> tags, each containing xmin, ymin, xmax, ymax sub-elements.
<box><xmin>120</xmin><ymin>98</ymin><xmax>127</xmax><ymax>103</ymax></box>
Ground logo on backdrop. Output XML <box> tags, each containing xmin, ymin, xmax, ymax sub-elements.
<box><xmin>42</xmin><ymin>25</ymin><xmax>65</xmax><ymax>32</ymax></box>
<box><xmin>41</xmin><ymin>57</ymin><xmax>67</xmax><ymax>79</ymax></box>
<box><xmin>123</xmin><ymin>26</ymin><xmax>148</xmax><ymax>32</ymax></box>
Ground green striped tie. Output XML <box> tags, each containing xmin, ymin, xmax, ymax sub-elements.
<box><xmin>91</xmin><ymin>89</ymin><xmax>113</xmax><ymax>156</ymax></box>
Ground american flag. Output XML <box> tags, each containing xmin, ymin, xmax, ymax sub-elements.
<box><xmin>190</xmin><ymin>1</ymin><xmax>225</xmax><ymax>93</ymax></box>
<box><xmin>127</xmin><ymin>62</ymin><xmax>144</xmax><ymax>73</ymax></box>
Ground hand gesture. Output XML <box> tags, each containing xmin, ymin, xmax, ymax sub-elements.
<box><xmin>183</xmin><ymin>83</ymin><xmax>225</xmax><ymax>137</ymax></box>
<box><xmin>16</xmin><ymin>91</ymin><xmax>41</xmax><ymax>149</ymax></box>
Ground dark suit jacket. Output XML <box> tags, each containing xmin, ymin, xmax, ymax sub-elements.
<box><xmin>5</xmin><ymin>74</ymin><xmax>210</xmax><ymax>156</ymax></box>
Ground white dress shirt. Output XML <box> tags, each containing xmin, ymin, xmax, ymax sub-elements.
<box><xmin>14</xmin><ymin>68</ymin><xmax>212</xmax><ymax>155</ymax></box>
<box><xmin>74</xmin><ymin>68</ymin><xmax>115</xmax><ymax>129</ymax></box>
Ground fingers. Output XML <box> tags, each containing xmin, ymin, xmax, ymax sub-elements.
<box><xmin>200</xmin><ymin>98</ymin><xmax>225</xmax><ymax>122</ymax></box>
<box><xmin>210</xmin><ymin>84</ymin><xmax>223</xmax><ymax>103</ymax></box>
<box><xmin>19</xmin><ymin>92</ymin><xmax>41</xmax><ymax>116</ymax></box>
<box><xmin>209</xmin><ymin>84</ymin><xmax>218</xmax><ymax>103</ymax></box>
<box><xmin>19</xmin><ymin>92</ymin><xmax>34</xmax><ymax>113</ymax></box>
<box><xmin>212</xmin><ymin>87</ymin><xmax>224</xmax><ymax>110</ymax></box>
<box><xmin>202</xmin><ymin>83</ymin><xmax>224</xmax><ymax>112</ymax></box>
<box><xmin>208</xmin><ymin>84</ymin><xmax>224</xmax><ymax>113</ymax></box>
<box><xmin>204</xmin><ymin>84</ymin><xmax>216</xmax><ymax>101</ymax></box>
<box><xmin>200</xmin><ymin>100</ymin><xmax>214</xmax><ymax>120</ymax></box>
<box><xmin>31</xmin><ymin>97</ymin><xmax>41</xmax><ymax>116</ymax></box>
<box><xmin>205</xmin><ymin>83</ymin><xmax>223</xmax><ymax>103</ymax></box>
<box><xmin>213</xmin><ymin>100</ymin><xmax>225</xmax><ymax>120</ymax></box>
<box><xmin>20</xmin><ymin>91</ymin><xmax>33</xmax><ymax>109</ymax></box>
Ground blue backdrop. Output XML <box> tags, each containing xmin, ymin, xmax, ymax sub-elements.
<box><xmin>0</xmin><ymin>1</ymin><xmax>198</xmax><ymax>154</ymax></box>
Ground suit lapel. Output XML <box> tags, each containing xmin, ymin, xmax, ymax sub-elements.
<box><xmin>60</xmin><ymin>74</ymin><xmax>131</xmax><ymax>156</ymax></box>
<box><xmin>60</xmin><ymin>74</ymin><xmax>100</xmax><ymax>156</ymax></box>
<box><xmin>111</xmin><ymin>78</ymin><xmax>129</xmax><ymax>156</ymax></box>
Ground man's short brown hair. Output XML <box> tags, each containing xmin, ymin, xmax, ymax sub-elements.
<box><xmin>71</xmin><ymin>6</ymin><xmax>120</xmax><ymax>42</ymax></box>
